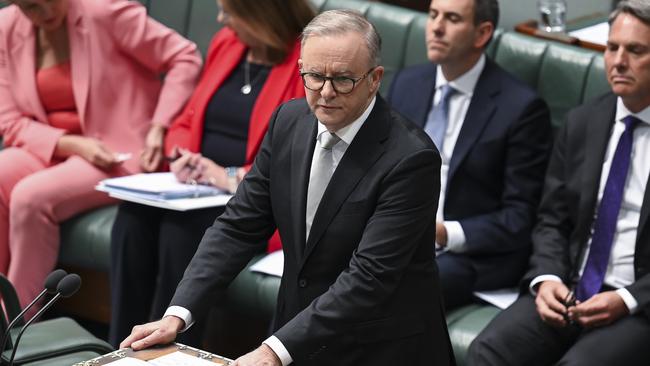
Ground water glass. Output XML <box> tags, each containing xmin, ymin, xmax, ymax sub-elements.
<box><xmin>538</xmin><ymin>0</ymin><xmax>567</xmax><ymax>33</ymax></box>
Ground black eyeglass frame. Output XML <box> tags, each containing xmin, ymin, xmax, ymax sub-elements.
<box><xmin>299</xmin><ymin>67</ymin><xmax>377</xmax><ymax>94</ymax></box>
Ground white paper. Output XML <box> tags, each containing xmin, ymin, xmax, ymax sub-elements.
<box><xmin>97</xmin><ymin>184</ymin><xmax>232</xmax><ymax>211</ymax></box>
<box><xmin>249</xmin><ymin>250</ymin><xmax>284</xmax><ymax>277</ymax></box>
<box><xmin>473</xmin><ymin>288</ymin><xmax>519</xmax><ymax>309</ymax></box>
<box><xmin>101</xmin><ymin>172</ymin><xmax>222</xmax><ymax>199</ymax></box>
<box><xmin>148</xmin><ymin>351</ymin><xmax>218</xmax><ymax>366</ymax></box>
<box><xmin>569</xmin><ymin>21</ymin><xmax>608</xmax><ymax>46</ymax></box>
<box><xmin>105</xmin><ymin>357</ymin><xmax>150</xmax><ymax>366</ymax></box>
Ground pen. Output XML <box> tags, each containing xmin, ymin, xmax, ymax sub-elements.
<box><xmin>563</xmin><ymin>289</ymin><xmax>577</xmax><ymax>326</ymax></box>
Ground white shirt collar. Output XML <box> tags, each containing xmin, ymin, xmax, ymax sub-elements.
<box><xmin>615</xmin><ymin>97</ymin><xmax>650</xmax><ymax>126</ymax></box>
<box><xmin>316</xmin><ymin>96</ymin><xmax>377</xmax><ymax>145</ymax></box>
<box><xmin>435</xmin><ymin>54</ymin><xmax>486</xmax><ymax>96</ymax></box>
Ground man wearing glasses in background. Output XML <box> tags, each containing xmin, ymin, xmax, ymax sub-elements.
<box><xmin>119</xmin><ymin>9</ymin><xmax>454</xmax><ymax>366</ymax></box>
<box><xmin>388</xmin><ymin>0</ymin><xmax>551</xmax><ymax>310</ymax></box>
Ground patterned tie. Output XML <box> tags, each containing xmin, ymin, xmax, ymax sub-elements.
<box><xmin>576</xmin><ymin>115</ymin><xmax>641</xmax><ymax>301</ymax></box>
<box><xmin>424</xmin><ymin>84</ymin><xmax>456</xmax><ymax>150</ymax></box>
<box><xmin>306</xmin><ymin>131</ymin><xmax>341</xmax><ymax>241</ymax></box>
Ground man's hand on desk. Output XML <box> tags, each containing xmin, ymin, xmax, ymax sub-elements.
<box><xmin>232</xmin><ymin>344</ymin><xmax>281</xmax><ymax>366</ymax></box>
<box><xmin>119</xmin><ymin>316</ymin><xmax>184</xmax><ymax>351</ymax></box>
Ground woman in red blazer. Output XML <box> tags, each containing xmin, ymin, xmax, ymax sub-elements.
<box><xmin>109</xmin><ymin>0</ymin><xmax>314</xmax><ymax>348</ymax></box>
<box><xmin>0</xmin><ymin>0</ymin><xmax>201</xmax><ymax>316</ymax></box>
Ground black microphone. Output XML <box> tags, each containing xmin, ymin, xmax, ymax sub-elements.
<box><xmin>7</xmin><ymin>273</ymin><xmax>81</xmax><ymax>366</ymax></box>
<box><xmin>0</xmin><ymin>269</ymin><xmax>67</xmax><ymax>355</ymax></box>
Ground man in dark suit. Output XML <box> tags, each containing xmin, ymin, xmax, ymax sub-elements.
<box><xmin>468</xmin><ymin>1</ymin><xmax>650</xmax><ymax>364</ymax></box>
<box><xmin>387</xmin><ymin>0</ymin><xmax>551</xmax><ymax>309</ymax></box>
<box><xmin>120</xmin><ymin>9</ymin><xmax>454</xmax><ymax>366</ymax></box>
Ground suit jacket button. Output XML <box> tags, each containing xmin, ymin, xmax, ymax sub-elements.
<box><xmin>299</xmin><ymin>278</ymin><xmax>308</xmax><ymax>288</ymax></box>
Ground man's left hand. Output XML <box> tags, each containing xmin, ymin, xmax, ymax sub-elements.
<box><xmin>435</xmin><ymin>221</ymin><xmax>447</xmax><ymax>247</ymax></box>
<box><xmin>232</xmin><ymin>344</ymin><xmax>281</xmax><ymax>366</ymax></box>
<box><xmin>568</xmin><ymin>291</ymin><xmax>628</xmax><ymax>328</ymax></box>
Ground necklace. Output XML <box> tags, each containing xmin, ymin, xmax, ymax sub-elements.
<box><xmin>241</xmin><ymin>60</ymin><xmax>253</xmax><ymax>95</ymax></box>
<box><xmin>241</xmin><ymin>59</ymin><xmax>269</xmax><ymax>95</ymax></box>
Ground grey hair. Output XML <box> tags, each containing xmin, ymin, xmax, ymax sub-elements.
<box><xmin>610</xmin><ymin>0</ymin><xmax>650</xmax><ymax>25</ymax></box>
<box><xmin>301</xmin><ymin>9</ymin><xmax>381</xmax><ymax>67</ymax></box>
<box><xmin>474</xmin><ymin>0</ymin><xmax>499</xmax><ymax>28</ymax></box>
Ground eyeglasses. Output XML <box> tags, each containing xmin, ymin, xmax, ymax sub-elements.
<box><xmin>300</xmin><ymin>67</ymin><xmax>376</xmax><ymax>94</ymax></box>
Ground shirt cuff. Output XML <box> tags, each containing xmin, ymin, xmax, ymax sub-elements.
<box><xmin>443</xmin><ymin>221</ymin><xmax>466</xmax><ymax>252</ymax></box>
<box><xmin>529</xmin><ymin>275</ymin><xmax>563</xmax><ymax>296</ymax></box>
<box><xmin>163</xmin><ymin>306</ymin><xmax>194</xmax><ymax>332</ymax></box>
<box><xmin>616</xmin><ymin>287</ymin><xmax>639</xmax><ymax>314</ymax></box>
<box><xmin>263</xmin><ymin>336</ymin><xmax>293</xmax><ymax>366</ymax></box>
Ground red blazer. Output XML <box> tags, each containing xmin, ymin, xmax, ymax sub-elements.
<box><xmin>165</xmin><ymin>28</ymin><xmax>304</xmax><ymax>166</ymax></box>
<box><xmin>165</xmin><ymin>28</ymin><xmax>305</xmax><ymax>251</ymax></box>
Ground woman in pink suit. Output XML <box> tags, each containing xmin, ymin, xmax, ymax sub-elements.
<box><xmin>0</xmin><ymin>0</ymin><xmax>201</xmax><ymax>313</ymax></box>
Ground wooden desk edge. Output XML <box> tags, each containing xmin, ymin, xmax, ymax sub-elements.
<box><xmin>514</xmin><ymin>19</ymin><xmax>605</xmax><ymax>52</ymax></box>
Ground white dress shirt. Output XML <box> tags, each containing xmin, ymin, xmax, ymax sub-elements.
<box><xmin>434</xmin><ymin>55</ymin><xmax>486</xmax><ymax>253</ymax></box>
<box><xmin>165</xmin><ymin>97</ymin><xmax>377</xmax><ymax>366</ymax></box>
<box><xmin>530</xmin><ymin>99</ymin><xmax>650</xmax><ymax>313</ymax></box>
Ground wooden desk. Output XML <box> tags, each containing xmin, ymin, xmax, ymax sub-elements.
<box><xmin>72</xmin><ymin>343</ymin><xmax>233</xmax><ymax>365</ymax></box>
<box><xmin>515</xmin><ymin>19</ymin><xmax>606</xmax><ymax>52</ymax></box>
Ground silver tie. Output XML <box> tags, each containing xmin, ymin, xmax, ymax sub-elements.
<box><xmin>306</xmin><ymin>131</ymin><xmax>341</xmax><ymax>241</ymax></box>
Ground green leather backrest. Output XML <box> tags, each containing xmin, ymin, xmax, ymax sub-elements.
<box><xmin>490</xmin><ymin>32</ymin><xmax>609</xmax><ymax>129</ymax></box>
<box><xmin>492</xmin><ymin>32</ymin><xmax>548</xmax><ymax>89</ymax></box>
<box><xmin>537</xmin><ymin>44</ymin><xmax>596</xmax><ymax>129</ymax></box>
<box><xmin>185</xmin><ymin>0</ymin><xmax>221</xmax><ymax>56</ymax></box>
<box><xmin>147</xmin><ymin>0</ymin><xmax>191</xmax><ymax>35</ymax></box>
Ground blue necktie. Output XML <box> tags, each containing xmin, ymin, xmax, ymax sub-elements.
<box><xmin>424</xmin><ymin>84</ymin><xmax>456</xmax><ymax>150</ymax></box>
<box><xmin>576</xmin><ymin>115</ymin><xmax>641</xmax><ymax>301</ymax></box>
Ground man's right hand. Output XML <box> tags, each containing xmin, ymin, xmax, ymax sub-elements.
<box><xmin>535</xmin><ymin>281</ymin><xmax>571</xmax><ymax>328</ymax></box>
<box><xmin>119</xmin><ymin>316</ymin><xmax>184</xmax><ymax>351</ymax></box>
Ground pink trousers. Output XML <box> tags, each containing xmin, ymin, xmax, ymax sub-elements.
<box><xmin>0</xmin><ymin>147</ymin><xmax>120</xmax><ymax>315</ymax></box>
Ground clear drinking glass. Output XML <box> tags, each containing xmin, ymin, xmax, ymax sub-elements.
<box><xmin>538</xmin><ymin>0</ymin><xmax>567</xmax><ymax>33</ymax></box>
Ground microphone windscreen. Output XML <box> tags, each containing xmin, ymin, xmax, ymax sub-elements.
<box><xmin>57</xmin><ymin>274</ymin><xmax>82</xmax><ymax>298</ymax></box>
<box><xmin>44</xmin><ymin>269</ymin><xmax>67</xmax><ymax>294</ymax></box>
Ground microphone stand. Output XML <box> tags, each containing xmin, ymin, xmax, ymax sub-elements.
<box><xmin>7</xmin><ymin>293</ymin><xmax>63</xmax><ymax>366</ymax></box>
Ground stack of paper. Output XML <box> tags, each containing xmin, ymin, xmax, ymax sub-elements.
<box><xmin>96</xmin><ymin>172</ymin><xmax>232</xmax><ymax>211</ymax></box>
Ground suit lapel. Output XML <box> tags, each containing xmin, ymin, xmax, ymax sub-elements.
<box><xmin>300</xmin><ymin>97</ymin><xmax>389</xmax><ymax>265</ymax></box>
<box><xmin>290</xmin><ymin>112</ymin><xmax>318</xmax><ymax>259</ymax></box>
<box><xmin>447</xmin><ymin>60</ymin><xmax>498</xmax><ymax>182</ymax></box>
<box><xmin>575</xmin><ymin>95</ymin><xmax>617</xmax><ymax>244</ymax></box>
<box><xmin>637</xmin><ymin>172</ymin><xmax>650</xmax><ymax>248</ymax></box>
<box><xmin>67</xmin><ymin>1</ymin><xmax>90</xmax><ymax>128</ymax></box>
<box><xmin>11</xmin><ymin>18</ymin><xmax>46</xmax><ymax>123</ymax></box>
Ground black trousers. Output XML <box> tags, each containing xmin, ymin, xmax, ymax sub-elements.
<box><xmin>108</xmin><ymin>202</ymin><xmax>224</xmax><ymax>348</ymax></box>
<box><xmin>467</xmin><ymin>294</ymin><xmax>650</xmax><ymax>366</ymax></box>
<box><xmin>436</xmin><ymin>251</ymin><xmax>526</xmax><ymax>311</ymax></box>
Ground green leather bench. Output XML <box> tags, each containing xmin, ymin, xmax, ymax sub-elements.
<box><xmin>0</xmin><ymin>0</ymin><xmax>611</xmax><ymax>363</ymax></box>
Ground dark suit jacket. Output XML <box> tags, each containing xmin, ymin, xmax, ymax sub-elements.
<box><xmin>525</xmin><ymin>93</ymin><xmax>650</xmax><ymax>320</ymax></box>
<box><xmin>170</xmin><ymin>96</ymin><xmax>454</xmax><ymax>365</ymax></box>
<box><xmin>386</xmin><ymin>59</ymin><xmax>552</xmax><ymax>289</ymax></box>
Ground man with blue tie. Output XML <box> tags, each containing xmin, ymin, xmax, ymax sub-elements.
<box><xmin>387</xmin><ymin>0</ymin><xmax>551</xmax><ymax>309</ymax></box>
<box><xmin>468</xmin><ymin>1</ymin><xmax>650</xmax><ymax>364</ymax></box>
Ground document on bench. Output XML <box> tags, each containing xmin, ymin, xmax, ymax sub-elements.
<box><xmin>249</xmin><ymin>250</ymin><xmax>284</xmax><ymax>277</ymax></box>
<box><xmin>473</xmin><ymin>288</ymin><xmax>519</xmax><ymax>309</ymax></box>
<box><xmin>96</xmin><ymin>172</ymin><xmax>232</xmax><ymax>211</ymax></box>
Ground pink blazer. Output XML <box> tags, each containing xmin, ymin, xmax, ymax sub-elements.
<box><xmin>0</xmin><ymin>0</ymin><xmax>202</xmax><ymax>173</ymax></box>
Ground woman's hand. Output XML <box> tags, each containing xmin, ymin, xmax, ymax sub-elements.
<box><xmin>170</xmin><ymin>149</ymin><xmax>203</xmax><ymax>183</ymax></box>
<box><xmin>196</xmin><ymin>158</ymin><xmax>229</xmax><ymax>190</ymax></box>
<box><xmin>140</xmin><ymin>124</ymin><xmax>166</xmax><ymax>172</ymax></box>
<box><xmin>55</xmin><ymin>135</ymin><xmax>119</xmax><ymax>170</ymax></box>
